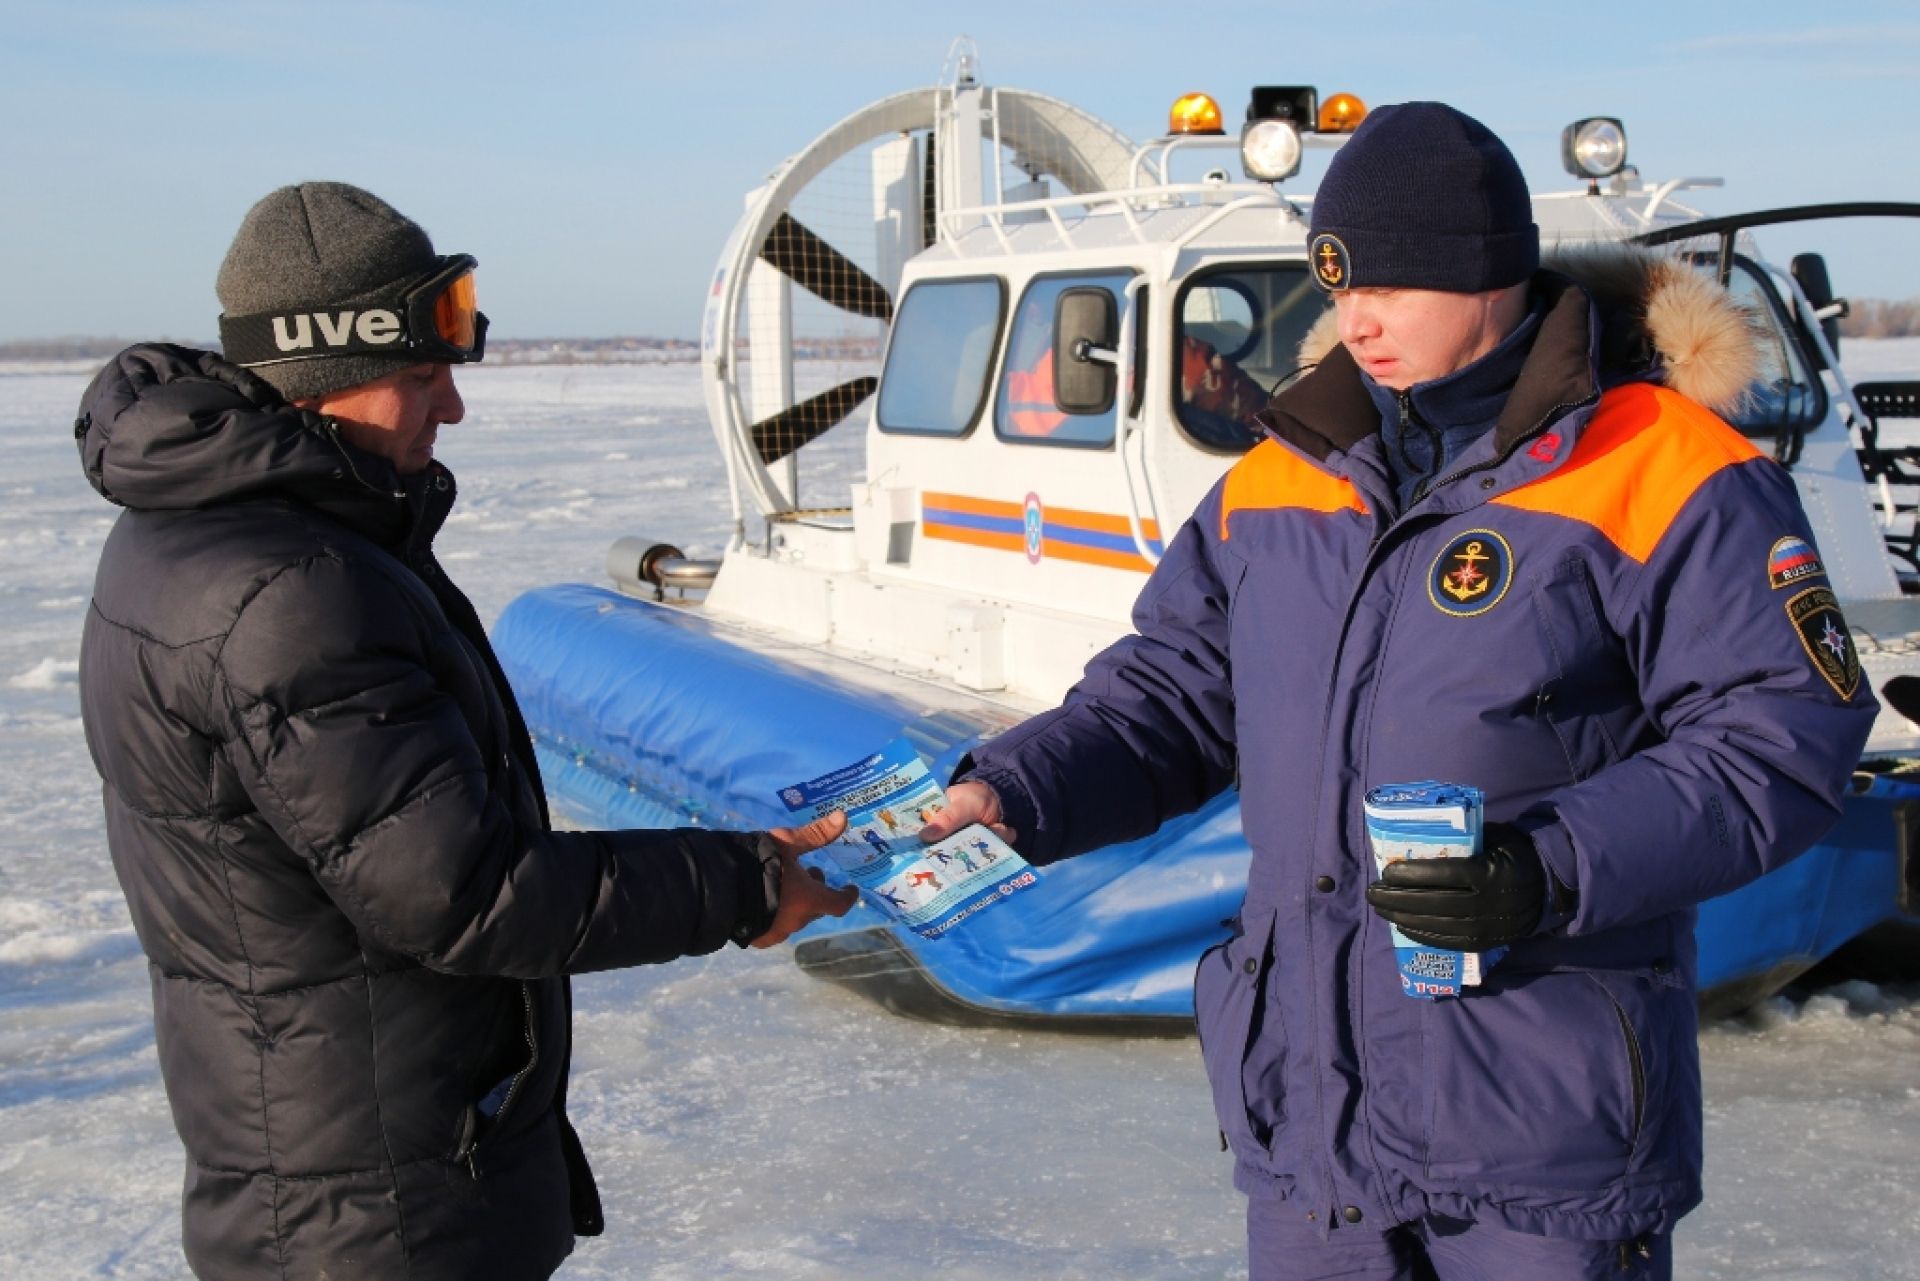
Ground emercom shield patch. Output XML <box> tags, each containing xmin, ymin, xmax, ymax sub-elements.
<box><xmin>1785</xmin><ymin>586</ymin><xmax>1861</xmax><ymax>698</ymax></box>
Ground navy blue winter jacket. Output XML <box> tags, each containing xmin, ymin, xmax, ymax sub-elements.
<box><xmin>965</xmin><ymin>257</ymin><xmax>1877</xmax><ymax>1241</ymax></box>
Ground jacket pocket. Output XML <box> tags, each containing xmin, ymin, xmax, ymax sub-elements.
<box><xmin>1193</xmin><ymin>912</ymin><xmax>1285</xmax><ymax>1161</ymax></box>
<box><xmin>1595</xmin><ymin>976</ymin><xmax>1646</xmax><ymax>1157</ymax></box>
<box><xmin>450</xmin><ymin>981</ymin><xmax>539</xmax><ymax>1179</ymax></box>
<box><xmin>1422</xmin><ymin>968</ymin><xmax>1643</xmax><ymax>1190</ymax></box>
<box><xmin>1529</xmin><ymin>556</ymin><xmax>1631</xmax><ymax>783</ymax></box>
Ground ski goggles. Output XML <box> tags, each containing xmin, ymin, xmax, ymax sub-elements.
<box><xmin>218</xmin><ymin>254</ymin><xmax>488</xmax><ymax>368</ymax></box>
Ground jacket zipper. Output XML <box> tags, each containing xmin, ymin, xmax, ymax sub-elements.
<box><xmin>1397</xmin><ymin>392</ymin><xmax>1443</xmax><ymax>505</ymax></box>
<box><xmin>1420</xmin><ymin>389</ymin><xmax>1600</xmax><ymax>501</ymax></box>
<box><xmin>1299</xmin><ymin>492</ymin><xmax>1410</xmax><ymax>1207</ymax></box>
<box><xmin>1306</xmin><ymin>384</ymin><xmax>1601</xmax><ymax>1211</ymax></box>
<box><xmin>464</xmin><ymin>982</ymin><xmax>539</xmax><ymax>1179</ymax></box>
<box><xmin>323</xmin><ymin>420</ymin><xmax>405</xmax><ymax>498</ymax></box>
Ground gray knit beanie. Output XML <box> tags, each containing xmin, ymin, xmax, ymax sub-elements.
<box><xmin>216</xmin><ymin>182</ymin><xmax>442</xmax><ymax>401</ymax></box>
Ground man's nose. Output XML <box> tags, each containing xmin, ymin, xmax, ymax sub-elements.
<box><xmin>432</xmin><ymin>364</ymin><xmax>466</xmax><ymax>425</ymax></box>
<box><xmin>1336</xmin><ymin>296</ymin><xmax>1379</xmax><ymax>344</ymax></box>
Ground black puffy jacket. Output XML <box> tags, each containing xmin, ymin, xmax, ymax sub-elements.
<box><xmin>76</xmin><ymin>345</ymin><xmax>778</xmax><ymax>1280</ymax></box>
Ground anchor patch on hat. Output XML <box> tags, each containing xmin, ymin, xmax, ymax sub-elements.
<box><xmin>1310</xmin><ymin>234</ymin><xmax>1351</xmax><ymax>291</ymax></box>
<box><xmin>1767</xmin><ymin>535</ymin><xmax>1826</xmax><ymax>590</ymax></box>
<box><xmin>1429</xmin><ymin>529</ymin><xmax>1514</xmax><ymax>617</ymax></box>
<box><xmin>1785</xmin><ymin>586</ymin><xmax>1860</xmax><ymax>698</ymax></box>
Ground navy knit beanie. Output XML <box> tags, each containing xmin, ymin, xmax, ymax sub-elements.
<box><xmin>1308</xmin><ymin>102</ymin><xmax>1538</xmax><ymax>294</ymax></box>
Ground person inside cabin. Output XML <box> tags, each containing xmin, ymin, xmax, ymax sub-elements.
<box><xmin>1000</xmin><ymin>287</ymin><xmax>1071</xmax><ymax>437</ymax></box>
<box><xmin>1179</xmin><ymin>332</ymin><xmax>1271</xmax><ymax>447</ymax></box>
<box><xmin>1003</xmin><ymin>284</ymin><xmax>1265</xmax><ymax>442</ymax></box>
<box><xmin>73</xmin><ymin>181</ymin><xmax>855</xmax><ymax>1281</ymax></box>
<box><xmin>924</xmin><ymin>103</ymin><xmax>1875</xmax><ymax>1280</ymax></box>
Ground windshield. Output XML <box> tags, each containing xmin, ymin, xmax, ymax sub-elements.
<box><xmin>1717</xmin><ymin>258</ymin><xmax>1827</xmax><ymax>436</ymax></box>
<box><xmin>1174</xmin><ymin>265</ymin><xmax>1329</xmax><ymax>453</ymax></box>
<box><xmin>876</xmin><ymin>277</ymin><xmax>1006</xmax><ymax>436</ymax></box>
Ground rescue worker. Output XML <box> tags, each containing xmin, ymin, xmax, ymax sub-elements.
<box><xmin>923</xmin><ymin>104</ymin><xmax>1876</xmax><ymax>1278</ymax></box>
<box><xmin>1180</xmin><ymin>333</ymin><xmax>1270</xmax><ymax>448</ymax></box>
<box><xmin>74</xmin><ymin>182</ymin><xmax>856</xmax><ymax>1280</ymax></box>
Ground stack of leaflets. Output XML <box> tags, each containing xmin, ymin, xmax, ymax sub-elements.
<box><xmin>1363</xmin><ymin>781</ymin><xmax>1506</xmax><ymax>998</ymax></box>
<box><xmin>776</xmin><ymin>738</ymin><xmax>1037</xmax><ymax>939</ymax></box>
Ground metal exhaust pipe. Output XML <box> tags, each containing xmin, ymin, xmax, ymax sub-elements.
<box><xmin>607</xmin><ymin>536</ymin><xmax>720</xmax><ymax>597</ymax></box>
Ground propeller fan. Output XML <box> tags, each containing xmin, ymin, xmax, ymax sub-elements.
<box><xmin>743</xmin><ymin>140</ymin><xmax>951</xmax><ymax>464</ymax></box>
<box><xmin>750</xmin><ymin>375</ymin><xmax>880</xmax><ymax>464</ymax></box>
<box><xmin>701</xmin><ymin>76</ymin><xmax>1138</xmax><ymax>518</ymax></box>
<box><xmin>745</xmin><ymin>214</ymin><xmax>900</xmax><ymax>464</ymax></box>
<box><xmin>759</xmin><ymin>214</ymin><xmax>895</xmax><ymax>323</ymax></box>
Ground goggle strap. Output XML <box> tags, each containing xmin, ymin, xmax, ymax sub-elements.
<box><xmin>217</xmin><ymin>254</ymin><xmax>484</xmax><ymax>367</ymax></box>
<box><xmin>219</xmin><ymin>308</ymin><xmax>486</xmax><ymax>367</ymax></box>
<box><xmin>219</xmin><ymin>306</ymin><xmax>423</xmax><ymax>366</ymax></box>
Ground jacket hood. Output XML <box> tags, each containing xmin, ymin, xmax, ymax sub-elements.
<box><xmin>76</xmin><ymin>343</ymin><xmax>413</xmax><ymax>535</ymax></box>
<box><xmin>1293</xmin><ymin>245</ymin><xmax>1763</xmax><ymax>417</ymax></box>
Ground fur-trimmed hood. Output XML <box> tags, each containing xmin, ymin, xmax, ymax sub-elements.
<box><xmin>1293</xmin><ymin>245</ymin><xmax>1763</xmax><ymax>416</ymax></box>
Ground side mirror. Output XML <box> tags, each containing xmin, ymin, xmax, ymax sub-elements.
<box><xmin>1052</xmin><ymin>288</ymin><xmax>1118</xmax><ymax>415</ymax></box>
<box><xmin>1791</xmin><ymin>252</ymin><xmax>1845</xmax><ymax>366</ymax></box>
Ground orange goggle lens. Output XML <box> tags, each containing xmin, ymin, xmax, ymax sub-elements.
<box><xmin>433</xmin><ymin>271</ymin><xmax>478</xmax><ymax>349</ymax></box>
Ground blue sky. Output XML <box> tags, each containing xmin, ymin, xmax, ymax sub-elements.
<box><xmin>2</xmin><ymin>0</ymin><xmax>1916</xmax><ymax>342</ymax></box>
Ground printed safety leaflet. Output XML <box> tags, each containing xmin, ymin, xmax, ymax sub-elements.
<box><xmin>776</xmin><ymin>738</ymin><xmax>1037</xmax><ymax>939</ymax></box>
<box><xmin>1363</xmin><ymin>781</ymin><xmax>1507</xmax><ymax>998</ymax></box>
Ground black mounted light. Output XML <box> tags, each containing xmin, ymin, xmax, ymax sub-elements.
<box><xmin>1248</xmin><ymin>85</ymin><xmax>1318</xmax><ymax>129</ymax></box>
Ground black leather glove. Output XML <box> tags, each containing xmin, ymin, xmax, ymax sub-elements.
<box><xmin>1365</xmin><ymin>822</ymin><xmax>1564</xmax><ymax>951</ymax></box>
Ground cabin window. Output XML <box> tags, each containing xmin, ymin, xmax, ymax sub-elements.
<box><xmin>876</xmin><ymin>277</ymin><xmax>1006</xmax><ymax>436</ymax></box>
<box><xmin>1173</xmin><ymin>265</ymin><xmax>1329</xmax><ymax>454</ymax></box>
<box><xmin>1716</xmin><ymin>258</ymin><xmax>1827</xmax><ymax>436</ymax></box>
<box><xmin>995</xmin><ymin>271</ymin><xmax>1135</xmax><ymax>448</ymax></box>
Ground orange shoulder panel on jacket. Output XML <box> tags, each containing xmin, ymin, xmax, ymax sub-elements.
<box><xmin>1220</xmin><ymin>439</ymin><xmax>1368</xmax><ymax>540</ymax></box>
<box><xmin>1492</xmin><ymin>383</ymin><xmax>1764</xmax><ymax>564</ymax></box>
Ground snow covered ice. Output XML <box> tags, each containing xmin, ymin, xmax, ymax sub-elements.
<box><xmin>2</xmin><ymin>355</ymin><xmax>1916</xmax><ymax>1278</ymax></box>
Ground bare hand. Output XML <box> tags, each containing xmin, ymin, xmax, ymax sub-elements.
<box><xmin>750</xmin><ymin>811</ymin><xmax>859</xmax><ymax>948</ymax></box>
<box><xmin>918</xmin><ymin>781</ymin><xmax>1018</xmax><ymax>846</ymax></box>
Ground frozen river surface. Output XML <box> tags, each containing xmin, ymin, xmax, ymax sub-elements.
<box><xmin>2</xmin><ymin>352</ymin><xmax>1917</xmax><ymax>1278</ymax></box>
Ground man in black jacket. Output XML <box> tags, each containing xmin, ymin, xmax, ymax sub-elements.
<box><xmin>75</xmin><ymin>181</ymin><xmax>855</xmax><ymax>1280</ymax></box>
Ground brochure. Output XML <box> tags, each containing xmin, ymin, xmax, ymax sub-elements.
<box><xmin>1363</xmin><ymin>781</ymin><xmax>1507</xmax><ymax>998</ymax></box>
<box><xmin>776</xmin><ymin>738</ymin><xmax>1037</xmax><ymax>939</ymax></box>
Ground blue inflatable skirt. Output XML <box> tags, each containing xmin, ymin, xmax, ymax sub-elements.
<box><xmin>495</xmin><ymin>583</ymin><xmax>1917</xmax><ymax>1027</ymax></box>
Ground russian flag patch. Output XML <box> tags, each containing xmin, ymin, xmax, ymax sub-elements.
<box><xmin>1767</xmin><ymin>535</ymin><xmax>1826</xmax><ymax>590</ymax></box>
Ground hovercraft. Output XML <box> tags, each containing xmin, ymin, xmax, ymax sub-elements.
<box><xmin>496</xmin><ymin>46</ymin><xmax>1920</xmax><ymax>1025</ymax></box>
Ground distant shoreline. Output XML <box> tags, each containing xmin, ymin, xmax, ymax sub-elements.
<box><xmin>0</xmin><ymin>336</ymin><xmax>883</xmax><ymax>366</ymax></box>
<box><xmin>8</xmin><ymin>295</ymin><xmax>1919</xmax><ymax>362</ymax></box>
<box><xmin>0</xmin><ymin>337</ymin><xmax>695</xmax><ymax>364</ymax></box>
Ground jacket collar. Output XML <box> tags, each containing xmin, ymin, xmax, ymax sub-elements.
<box><xmin>1364</xmin><ymin>289</ymin><xmax>1546</xmax><ymax>434</ymax></box>
<box><xmin>78</xmin><ymin>343</ymin><xmax>447</xmax><ymax>554</ymax></box>
<box><xmin>1249</xmin><ymin>341</ymin><xmax>1378</xmax><ymax>463</ymax></box>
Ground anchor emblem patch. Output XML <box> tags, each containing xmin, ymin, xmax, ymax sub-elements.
<box><xmin>1429</xmin><ymin>529</ymin><xmax>1515</xmax><ymax>618</ymax></box>
<box><xmin>1310</xmin><ymin>234</ymin><xmax>1351</xmax><ymax>291</ymax></box>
